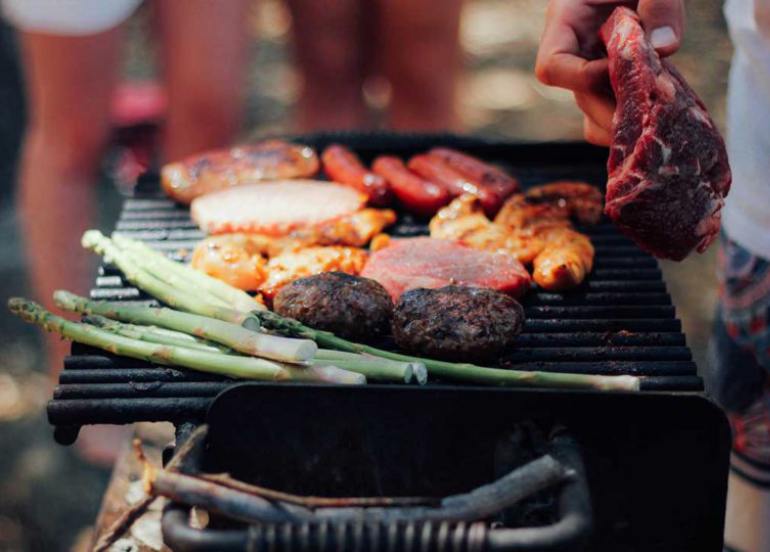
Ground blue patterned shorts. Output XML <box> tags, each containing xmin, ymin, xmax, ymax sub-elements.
<box><xmin>706</xmin><ymin>232</ymin><xmax>770</xmax><ymax>469</ymax></box>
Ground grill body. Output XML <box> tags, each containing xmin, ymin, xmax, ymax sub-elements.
<box><xmin>43</xmin><ymin>133</ymin><xmax>730</xmax><ymax>549</ymax></box>
<box><xmin>162</xmin><ymin>384</ymin><xmax>728</xmax><ymax>552</ymax></box>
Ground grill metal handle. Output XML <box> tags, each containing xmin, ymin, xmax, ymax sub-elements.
<box><xmin>161</xmin><ymin>434</ymin><xmax>591</xmax><ymax>552</ymax></box>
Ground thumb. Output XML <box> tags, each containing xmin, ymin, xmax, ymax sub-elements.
<box><xmin>637</xmin><ymin>0</ymin><xmax>685</xmax><ymax>57</ymax></box>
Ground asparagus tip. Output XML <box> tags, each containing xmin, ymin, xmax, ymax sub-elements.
<box><xmin>411</xmin><ymin>363</ymin><xmax>428</xmax><ymax>385</ymax></box>
<box><xmin>81</xmin><ymin>229</ymin><xmax>105</xmax><ymax>248</ymax></box>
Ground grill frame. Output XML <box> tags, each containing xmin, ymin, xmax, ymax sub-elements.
<box><xmin>48</xmin><ymin>133</ymin><xmax>705</xmax><ymax>441</ymax></box>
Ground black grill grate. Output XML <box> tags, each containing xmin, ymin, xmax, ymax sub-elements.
<box><xmin>47</xmin><ymin>136</ymin><xmax>704</xmax><ymax>441</ymax></box>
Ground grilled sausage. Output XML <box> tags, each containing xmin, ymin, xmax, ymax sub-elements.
<box><xmin>274</xmin><ymin>272</ymin><xmax>393</xmax><ymax>341</ymax></box>
<box><xmin>408</xmin><ymin>154</ymin><xmax>503</xmax><ymax>216</ymax></box>
<box><xmin>372</xmin><ymin>156</ymin><xmax>451</xmax><ymax>217</ymax></box>
<box><xmin>322</xmin><ymin>144</ymin><xmax>391</xmax><ymax>206</ymax></box>
<box><xmin>392</xmin><ymin>285</ymin><xmax>525</xmax><ymax>362</ymax></box>
<box><xmin>428</xmin><ymin>147</ymin><xmax>520</xmax><ymax>206</ymax></box>
<box><xmin>161</xmin><ymin>140</ymin><xmax>319</xmax><ymax>204</ymax></box>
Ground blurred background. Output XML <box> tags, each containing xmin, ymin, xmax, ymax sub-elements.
<box><xmin>0</xmin><ymin>1</ymin><xmax>731</xmax><ymax>550</ymax></box>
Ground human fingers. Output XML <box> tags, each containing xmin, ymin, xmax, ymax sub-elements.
<box><xmin>637</xmin><ymin>0</ymin><xmax>685</xmax><ymax>57</ymax></box>
<box><xmin>574</xmin><ymin>91</ymin><xmax>615</xmax><ymax>133</ymax></box>
<box><xmin>583</xmin><ymin>115</ymin><xmax>612</xmax><ymax>146</ymax></box>
<box><xmin>535</xmin><ymin>1</ymin><xmax>611</xmax><ymax>92</ymax></box>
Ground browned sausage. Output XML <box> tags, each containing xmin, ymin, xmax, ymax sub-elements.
<box><xmin>321</xmin><ymin>144</ymin><xmax>391</xmax><ymax>206</ymax></box>
<box><xmin>161</xmin><ymin>139</ymin><xmax>319</xmax><ymax>204</ymax></box>
<box><xmin>372</xmin><ymin>156</ymin><xmax>451</xmax><ymax>217</ymax></box>
<box><xmin>408</xmin><ymin>154</ymin><xmax>504</xmax><ymax>217</ymax></box>
<box><xmin>428</xmin><ymin>147</ymin><xmax>520</xmax><ymax>213</ymax></box>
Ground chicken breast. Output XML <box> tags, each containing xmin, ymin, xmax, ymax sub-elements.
<box><xmin>190</xmin><ymin>181</ymin><xmax>367</xmax><ymax>235</ymax></box>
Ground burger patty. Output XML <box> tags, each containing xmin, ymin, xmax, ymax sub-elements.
<box><xmin>392</xmin><ymin>285</ymin><xmax>524</xmax><ymax>362</ymax></box>
<box><xmin>273</xmin><ymin>272</ymin><xmax>393</xmax><ymax>341</ymax></box>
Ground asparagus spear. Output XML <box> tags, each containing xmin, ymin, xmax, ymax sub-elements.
<box><xmin>314</xmin><ymin>349</ymin><xmax>427</xmax><ymax>384</ymax></box>
<box><xmin>54</xmin><ymin>290</ymin><xmax>317</xmax><ymax>363</ymax></box>
<box><xmin>83</xmin><ymin>315</ymin><xmax>229</xmax><ymax>354</ymax></box>
<box><xmin>112</xmin><ymin>234</ymin><xmax>264</xmax><ymax>312</ymax></box>
<box><xmin>88</xmin><ymin>314</ymin><xmax>421</xmax><ymax>384</ymax></box>
<box><xmin>82</xmin><ymin>230</ymin><xmax>255</xmax><ymax>326</ymax></box>
<box><xmin>8</xmin><ymin>298</ymin><xmax>362</xmax><ymax>384</ymax></box>
<box><xmin>255</xmin><ymin>310</ymin><xmax>641</xmax><ymax>392</ymax></box>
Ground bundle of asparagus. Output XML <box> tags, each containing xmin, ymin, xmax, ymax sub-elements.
<box><xmin>9</xmin><ymin>298</ymin><xmax>365</xmax><ymax>384</ymax></box>
<box><xmin>8</xmin><ymin>229</ymin><xmax>642</xmax><ymax>391</ymax></box>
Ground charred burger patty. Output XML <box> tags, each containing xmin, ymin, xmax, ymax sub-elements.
<box><xmin>392</xmin><ymin>285</ymin><xmax>524</xmax><ymax>362</ymax></box>
<box><xmin>273</xmin><ymin>272</ymin><xmax>393</xmax><ymax>341</ymax></box>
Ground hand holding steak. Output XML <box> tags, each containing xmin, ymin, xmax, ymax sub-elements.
<box><xmin>600</xmin><ymin>7</ymin><xmax>731</xmax><ymax>260</ymax></box>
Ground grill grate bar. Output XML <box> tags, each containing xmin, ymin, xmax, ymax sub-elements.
<box><xmin>523</xmin><ymin>318</ymin><xmax>681</xmax><ymax>332</ymax></box>
<box><xmin>46</xmin><ymin>397</ymin><xmax>211</xmax><ymax>425</ymax></box>
<box><xmin>60</xmin><ymin>367</ymin><xmax>226</xmax><ymax>383</ymax></box>
<box><xmin>54</xmin><ymin>382</ymin><xmax>230</xmax><ymax>399</ymax></box>
<box><xmin>526</xmin><ymin>305</ymin><xmax>675</xmax><ymax>319</ymax></box>
<box><xmin>525</xmin><ymin>292</ymin><xmax>671</xmax><ymax>306</ymax></box>
<box><xmin>513</xmin><ymin>332</ymin><xmax>685</xmax><ymax>347</ymax></box>
<box><xmin>503</xmin><ymin>346</ymin><xmax>691</xmax><ymax>362</ymax></box>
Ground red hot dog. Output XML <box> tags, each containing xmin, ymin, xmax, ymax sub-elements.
<box><xmin>408</xmin><ymin>154</ymin><xmax>503</xmax><ymax>216</ymax></box>
<box><xmin>428</xmin><ymin>148</ymin><xmax>520</xmax><ymax>214</ymax></box>
<box><xmin>372</xmin><ymin>156</ymin><xmax>451</xmax><ymax>217</ymax></box>
<box><xmin>321</xmin><ymin>144</ymin><xmax>391</xmax><ymax>206</ymax></box>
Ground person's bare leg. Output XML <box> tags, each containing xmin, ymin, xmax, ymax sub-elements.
<box><xmin>17</xmin><ymin>30</ymin><xmax>123</xmax><ymax>378</ymax></box>
<box><xmin>287</xmin><ymin>0</ymin><xmax>368</xmax><ymax>131</ymax></box>
<box><xmin>154</xmin><ymin>0</ymin><xmax>251</xmax><ymax>161</ymax></box>
<box><xmin>377</xmin><ymin>0</ymin><xmax>463</xmax><ymax>130</ymax></box>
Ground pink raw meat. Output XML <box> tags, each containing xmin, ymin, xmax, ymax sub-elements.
<box><xmin>361</xmin><ymin>237</ymin><xmax>531</xmax><ymax>300</ymax></box>
<box><xmin>600</xmin><ymin>7</ymin><xmax>731</xmax><ymax>260</ymax></box>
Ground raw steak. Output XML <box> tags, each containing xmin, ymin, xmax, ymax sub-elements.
<box><xmin>360</xmin><ymin>237</ymin><xmax>531</xmax><ymax>300</ymax></box>
<box><xmin>600</xmin><ymin>7</ymin><xmax>731</xmax><ymax>260</ymax></box>
<box><xmin>191</xmin><ymin>181</ymin><xmax>366</xmax><ymax>235</ymax></box>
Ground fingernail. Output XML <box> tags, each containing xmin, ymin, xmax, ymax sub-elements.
<box><xmin>650</xmin><ymin>26</ymin><xmax>677</xmax><ymax>50</ymax></box>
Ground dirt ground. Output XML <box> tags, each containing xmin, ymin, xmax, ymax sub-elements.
<box><xmin>0</xmin><ymin>1</ymin><xmax>731</xmax><ymax>549</ymax></box>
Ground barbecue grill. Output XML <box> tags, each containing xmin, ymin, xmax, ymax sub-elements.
<box><xmin>44</xmin><ymin>133</ymin><xmax>730</xmax><ymax>551</ymax></box>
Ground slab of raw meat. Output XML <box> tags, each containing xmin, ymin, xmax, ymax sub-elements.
<box><xmin>360</xmin><ymin>237</ymin><xmax>531</xmax><ymax>300</ymax></box>
<box><xmin>600</xmin><ymin>7</ymin><xmax>731</xmax><ymax>260</ymax></box>
<box><xmin>191</xmin><ymin>181</ymin><xmax>366</xmax><ymax>235</ymax></box>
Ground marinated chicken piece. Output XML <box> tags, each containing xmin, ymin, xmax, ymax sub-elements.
<box><xmin>525</xmin><ymin>181</ymin><xmax>603</xmax><ymax>225</ymax></box>
<box><xmin>190</xmin><ymin>208</ymin><xmax>391</xmax><ymax>295</ymax></box>
<box><xmin>290</xmin><ymin>208</ymin><xmax>397</xmax><ymax>247</ymax></box>
<box><xmin>191</xmin><ymin>234</ymin><xmax>270</xmax><ymax>291</ymax></box>
<box><xmin>430</xmin><ymin>195</ymin><xmax>545</xmax><ymax>263</ymax></box>
<box><xmin>432</xmin><ymin>194</ymin><xmax>595</xmax><ymax>290</ymax></box>
<box><xmin>533</xmin><ymin>227</ymin><xmax>594</xmax><ymax>291</ymax></box>
<box><xmin>369</xmin><ymin>233</ymin><xmax>392</xmax><ymax>252</ymax></box>
<box><xmin>162</xmin><ymin>140</ymin><xmax>319</xmax><ymax>204</ymax></box>
<box><xmin>260</xmin><ymin>246</ymin><xmax>369</xmax><ymax>300</ymax></box>
<box><xmin>496</xmin><ymin>194</ymin><xmax>594</xmax><ymax>290</ymax></box>
<box><xmin>493</xmin><ymin>194</ymin><xmax>570</xmax><ymax>231</ymax></box>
